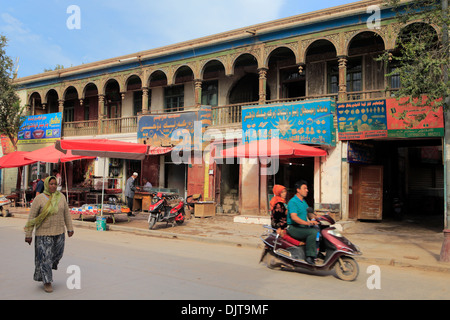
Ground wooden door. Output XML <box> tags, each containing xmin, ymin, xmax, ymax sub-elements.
<box><xmin>187</xmin><ymin>154</ymin><xmax>204</xmax><ymax>197</ymax></box>
<box><xmin>357</xmin><ymin>165</ymin><xmax>383</xmax><ymax>220</ymax></box>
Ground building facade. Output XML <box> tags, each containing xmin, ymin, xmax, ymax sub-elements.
<box><xmin>9</xmin><ymin>0</ymin><xmax>444</xmax><ymax>223</ymax></box>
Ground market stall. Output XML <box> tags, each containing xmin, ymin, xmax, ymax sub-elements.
<box><xmin>55</xmin><ymin>138</ymin><xmax>151</xmax><ymax>222</ymax></box>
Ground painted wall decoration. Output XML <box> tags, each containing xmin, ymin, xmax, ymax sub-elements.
<box><xmin>386</xmin><ymin>97</ymin><xmax>444</xmax><ymax>138</ymax></box>
<box><xmin>337</xmin><ymin>99</ymin><xmax>388</xmax><ymax>140</ymax></box>
<box><xmin>18</xmin><ymin>112</ymin><xmax>62</xmax><ymax>144</ymax></box>
<box><xmin>137</xmin><ymin>106</ymin><xmax>211</xmax><ymax>148</ymax></box>
<box><xmin>242</xmin><ymin>98</ymin><xmax>336</xmax><ymax>146</ymax></box>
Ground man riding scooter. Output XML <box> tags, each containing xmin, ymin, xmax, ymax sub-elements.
<box><xmin>286</xmin><ymin>180</ymin><xmax>318</xmax><ymax>265</ymax></box>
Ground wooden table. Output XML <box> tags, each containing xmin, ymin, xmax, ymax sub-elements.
<box><xmin>64</xmin><ymin>190</ymin><xmax>87</xmax><ymax>207</ymax></box>
<box><xmin>133</xmin><ymin>192</ymin><xmax>153</xmax><ymax>211</ymax></box>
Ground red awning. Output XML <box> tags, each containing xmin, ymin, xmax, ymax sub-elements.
<box><xmin>0</xmin><ymin>151</ymin><xmax>37</xmax><ymax>168</ymax></box>
<box><xmin>220</xmin><ymin>138</ymin><xmax>326</xmax><ymax>158</ymax></box>
<box><xmin>55</xmin><ymin>139</ymin><xmax>150</xmax><ymax>160</ymax></box>
<box><xmin>24</xmin><ymin>145</ymin><xmax>96</xmax><ymax>163</ymax></box>
<box><xmin>147</xmin><ymin>146</ymin><xmax>172</xmax><ymax>155</ymax></box>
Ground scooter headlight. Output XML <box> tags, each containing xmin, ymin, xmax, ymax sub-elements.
<box><xmin>327</xmin><ymin>229</ymin><xmax>343</xmax><ymax>238</ymax></box>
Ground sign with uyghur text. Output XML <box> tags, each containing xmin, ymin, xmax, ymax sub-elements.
<box><xmin>337</xmin><ymin>98</ymin><xmax>444</xmax><ymax>140</ymax></box>
<box><xmin>337</xmin><ymin>99</ymin><xmax>388</xmax><ymax>140</ymax></box>
<box><xmin>386</xmin><ymin>97</ymin><xmax>444</xmax><ymax>138</ymax></box>
<box><xmin>18</xmin><ymin>112</ymin><xmax>62</xmax><ymax>144</ymax></box>
<box><xmin>137</xmin><ymin>106</ymin><xmax>211</xmax><ymax>148</ymax></box>
<box><xmin>242</xmin><ymin>98</ymin><xmax>336</xmax><ymax>146</ymax></box>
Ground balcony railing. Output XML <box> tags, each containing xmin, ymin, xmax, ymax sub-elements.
<box><xmin>63</xmin><ymin>117</ymin><xmax>137</xmax><ymax>137</ymax></box>
<box><xmin>101</xmin><ymin>116</ymin><xmax>137</xmax><ymax>134</ymax></box>
<box><xmin>62</xmin><ymin>89</ymin><xmax>398</xmax><ymax>136</ymax></box>
<box><xmin>63</xmin><ymin>120</ymin><xmax>98</xmax><ymax>137</ymax></box>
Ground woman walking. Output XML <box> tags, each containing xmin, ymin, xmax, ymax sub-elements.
<box><xmin>24</xmin><ymin>176</ymin><xmax>74</xmax><ymax>293</ymax></box>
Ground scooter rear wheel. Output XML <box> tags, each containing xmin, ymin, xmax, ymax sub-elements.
<box><xmin>334</xmin><ymin>256</ymin><xmax>359</xmax><ymax>281</ymax></box>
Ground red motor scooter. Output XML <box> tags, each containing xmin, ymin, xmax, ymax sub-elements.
<box><xmin>260</xmin><ymin>214</ymin><xmax>362</xmax><ymax>281</ymax></box>
<box><xmin>147</xmin><ymin>192</ymin><xmax>185</xmax><ymax>229</ymax></box>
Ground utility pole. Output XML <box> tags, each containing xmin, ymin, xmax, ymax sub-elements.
<box><xmin>440</xmin><ymin>0</ymin><xmax>450</xmax><ymax>262</ymax></box>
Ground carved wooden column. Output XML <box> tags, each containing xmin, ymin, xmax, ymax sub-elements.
<box><xmin>98</xmin><ymin>94</ymin><xmax>105</xmax><ymax>134</ymax></box>
<box><xmin>258</xmin><ymin>68</ymin><xmax>268</xmax><ymax>104</ymax></box>
<box><xmin>338</xmin><ymin>56</ymin><xmax>348</xmax><ymax>102</ymax></box>
<box><xmin>58</xmin><ymin>99</ymin><xmax>64</xmax><ymax>113</ymax></box>
<box><xmin>194</xmin><ymin>80</ymin><xmax>202</xmax><ymax>106</ymax></box>
<box><xmin>142</xmin><ymin>87</ymin><xmax>149</xmax><ymax>113</ymax></box>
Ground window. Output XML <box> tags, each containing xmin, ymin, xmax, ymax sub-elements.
<box><xmin>165</xmin><ymin>85</ymin><xmax>184</xmax><ymax>112</ymax></box>
<box><xmin>388</xmin><ymin>65</ymin><xmax>400</xmax><ymax>90</ymax></box>
<box><xmin>201</xmin><ymin>80</ymin><xmax>218</xmax><ymax>106</ymax></box>
<box><xmin>327</xmin><ymin>62</ymin><xmax>339</xmax><ymax>94</ymax></box>
<box><xmin>84</xmin><ymin>100</ymin><xmax>90</xmax><ymax>121</ymax></box>
<box><xmin>346</xmin><ymin>58</ymin><xmax>362</xmax><ymax>92</ymax></box>
<box><xmin>63</xmin><ymin>101</ymin><xmax>74</xmax><ymax>122</ymax></box>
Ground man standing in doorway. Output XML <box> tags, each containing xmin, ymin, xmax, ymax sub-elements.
<box><xmin>125</xmin><ymin>172</ymin><xmax>138</xmax><ymax>217</ymax></box>
<box><xmin>287</xmin><ymin>180</ymin><xmax>319</xmax><ymax>265</ymax></box>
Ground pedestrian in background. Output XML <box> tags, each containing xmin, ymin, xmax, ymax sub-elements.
<box><xmin>125</xmin><ymin>172</ymin><xmax>139</xmax><ymax>217</ymax></box>
<box><xmin>35</xmin><ymin>172</ymin><xmax>49</xmax><ymax>197</ymax></box>
<box><xmin>24</xmin><ymin>176</ymin><xmax>74</xmax><ymax>293</ymax></box>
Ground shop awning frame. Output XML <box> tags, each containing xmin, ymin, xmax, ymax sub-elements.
<box><xmin>220</xmin><ymin>138</ymin><xmax>327</xmax><ymax>159</ymax></box>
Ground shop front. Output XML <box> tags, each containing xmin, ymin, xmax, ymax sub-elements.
<box><xmin>338</xmin><ymin>97</ymin><xmax>445</xmax><ymax>225</ymax></box>
<box><xmin>137</xmin><ymin>106</ymin><xmax>212</xmax><ymax>198</ymax></box>
<box><xmin>226</xmin><ymin>98</ymin><xmax>337</xmax><ymax>216</ymax></box>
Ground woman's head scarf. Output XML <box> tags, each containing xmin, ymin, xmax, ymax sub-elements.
<box><xmin>24</xmin><ymin>176</ymin><xmax>62</xmax><ymax>233</ymax></box>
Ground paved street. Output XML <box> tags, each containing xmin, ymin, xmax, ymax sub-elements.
<box><xmin>1</xmin><ymin>217</ymin><xmax>449</xmax><ymax>301</ymax></box>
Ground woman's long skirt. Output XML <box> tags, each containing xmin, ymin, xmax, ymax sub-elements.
<box><xmin>33</xmin><ymin>233</ymin><xmax>65</xmax><ymax>283</ymax></box>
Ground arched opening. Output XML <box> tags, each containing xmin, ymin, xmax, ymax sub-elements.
<box><xmin>201</xmin><ymin>60</ymin><xmax>226</xmax><ymax>106</ymax></box>
<box><xmin>46</xmin><ymin>89</ymin><xmax>59</xmax><ymax>114</ymax></box>
<box><xmin>126</xmin><ymin>75</ymin><xmax>147</xmax><ymax>115</ymax></box>
<box><xmin>82</xmin><ymin>83</ymin><xmax>99</xmax><ymax>121</ymax></box>
<box><xmin>305</xmin><ymin>39</ymin><xmax>337</xmax><ymax>96</ymax></box>
<box><xmin>347</xmin><ymin>31</ymin><xmax>385</xmax><ymax>96</ymax></box>
<box><xmin>389</xmin><ymin>23</ymin><xmax>440</xmax><ymax>91</ymax></box>
<box><xmin>229</xmin><ymin>73</ymin><xmax>267</xmax><ymax>104</ymax></box>
<box><xmin>29</xmin><ymin>92</ymin><xmax>43</xmax><ymax>115</ymax></box>
<box><xmin>104</xmin><ymin>79</ymin><xmax>121</xmax><ymax>119</ymax></box>
<box><xmin>149</xmin><ymin>70</ymin><xmax>167</xmax><ymax>88</ymax></box>
<box><xmin>63</xmin><ymin>86</ymin><xmax>79</xmax><ymax>122</ymax></box>
<box><xmin>267</xmin><ymin>47</ymin><xmax>301</xmax><ymax>99</ymax></box>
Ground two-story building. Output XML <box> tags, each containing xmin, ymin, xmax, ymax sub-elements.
<box><xmin>9</xmin><ymin>0</ymin><xmax>445</xmax><ymax>225</ymax></box>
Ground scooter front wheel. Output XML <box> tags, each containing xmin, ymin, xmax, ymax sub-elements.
<box><xmin>334</xmin><ymin>256</ymin><xmax>359</xmax><ymax>281</ymax></box>
<box><xmin>148</xmin><ymin>215</ymin><xmax>157</xmax><ymax>230</ymax></box>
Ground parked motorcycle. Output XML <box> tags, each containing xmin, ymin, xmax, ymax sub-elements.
<box><xmin>147</xmin><ymin>192</ymin><xmax>185</xmax><ymax>229</ymax></box>
<box><xmin>260</xmin><ymin>214</ymin><xmax>362</xmax><ymax>281</ymax></box>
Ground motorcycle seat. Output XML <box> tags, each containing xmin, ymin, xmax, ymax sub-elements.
<box><xmin>281</xmin><ymin>230</ymin><xmax>305</xmax><ymax>247</ymax></box>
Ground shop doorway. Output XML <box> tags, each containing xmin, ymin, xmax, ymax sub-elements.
<box><xmin>164</xmin><ymin>154</ymin><xmax>187</xmax><ymax>196</ymax></box>
<box><xmin>268</xmin><ymin>157</ymin><xmax>314</xmax><ymax>207</ymax></box>
<box><xmin>215</xmin><ymin>163</ymin><xmax>240</xmax><ymax>214</ymax></box>
<box><xmin>348</xmin><ymin>139</ymin><xmax>444</xmax><ymax>228</ymax></box>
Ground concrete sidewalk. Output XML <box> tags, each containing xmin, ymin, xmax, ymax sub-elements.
<box><xmin>6</xmin><ymin>207</ymin><xmax>450</xmax><ymax>273</ymax></box>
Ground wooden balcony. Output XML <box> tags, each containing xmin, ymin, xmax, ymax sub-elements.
<box><xmin>62</xmin><ymin>117</ymin><xmax>137</xmax><ymax>137</ymax></box>
<box><xmin>61</xmin><ymin>89</ymin><xmax>397</xmax><ymax>137</ymax></box>
<box><xmin>63</xmin><ymin>120</ymin><xmax>98</xmax><ymax>137</ymax></box>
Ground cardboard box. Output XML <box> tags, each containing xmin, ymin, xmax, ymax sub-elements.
<box><xmin>195</xmin><ymin>201</ymin><xmax>215</xmax><ymax>217</ymax></box>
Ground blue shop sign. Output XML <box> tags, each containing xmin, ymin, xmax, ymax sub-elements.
<box><xmin>242</xmin><ymin>98</ymin><xmax>336</xmax><ymax>146</ymax></box>
<box><xmin>18</xmin><ymin>112</ymin><xmax>62</xmax><ymax>144</ymax></box>
<box><xmin>137</xmin><ymin>106</ymin><xmax>211</xmax><ymax>148</ymax></box>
